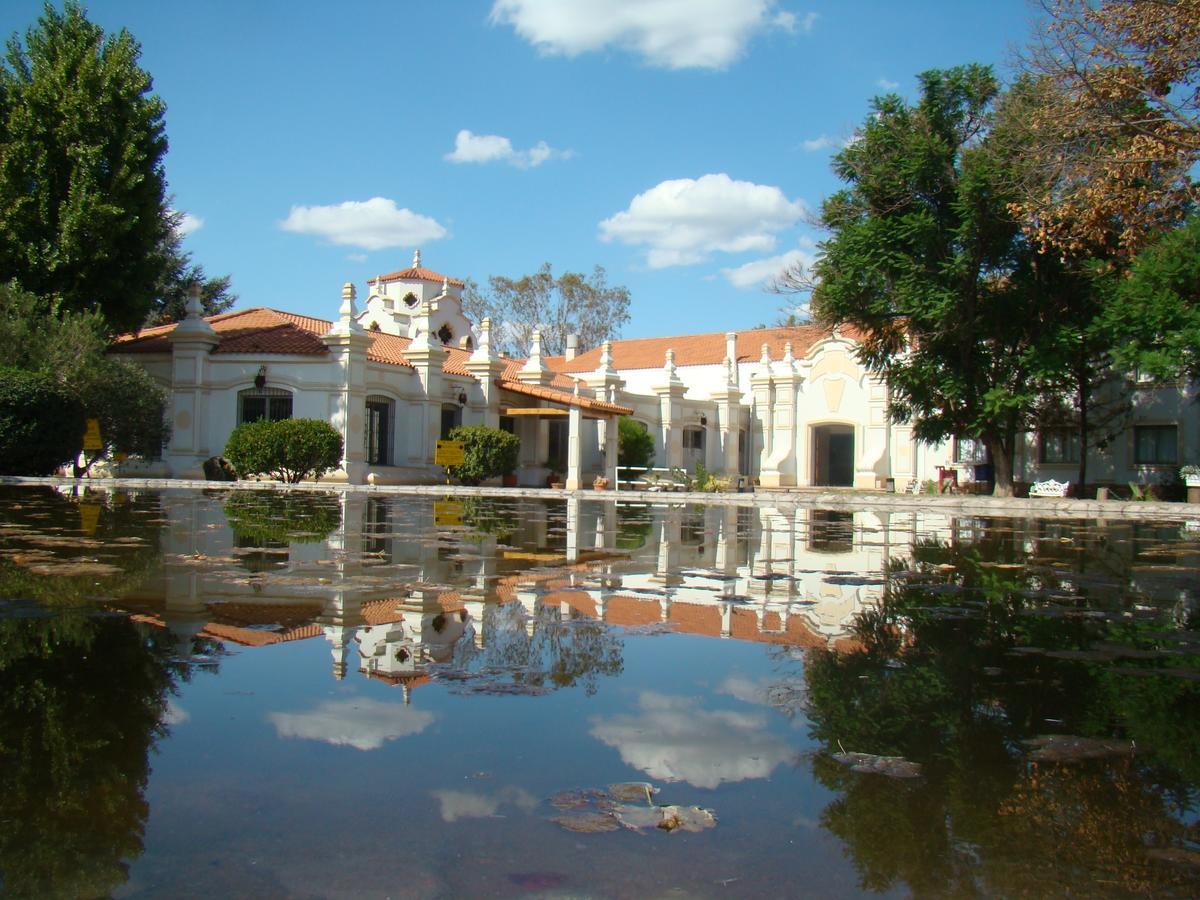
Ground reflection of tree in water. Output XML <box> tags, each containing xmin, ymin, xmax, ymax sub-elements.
<box><xmin>454</xmin><ymin>602</ymin><xmax>624</xmax><ymax>696</ymax></box>
<box><xmin>797</xmin><ymin>528</ymin><xmax>1200</xmax><ymax>896</ymax></box>
<box><xmin>0</xmin><ymin>612</ymin><xmax>210</xmax><ymax>898</ymax></box>
<box><xmin>223</xmin><ymin>490</ymin><xmax>342</xmax><ymax>545</ymax></box>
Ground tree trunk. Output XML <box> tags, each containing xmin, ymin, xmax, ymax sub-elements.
<box><xmin>988</xmin><ymin>434</ymin><xmax>1015</xmax><ymax>497</ymax></box>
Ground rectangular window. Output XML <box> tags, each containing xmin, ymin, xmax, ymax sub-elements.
<box><xmin>682</xmin><ymin>428</ymin><xmax>705</xmax><ymax>451</ymax></box>
<box><xmin>1038</xmin><ymin>428</ymin><xmax>1080</xmax><ymax>464</ymax></box>
<box><xmin>238</xmin><ymin>389</ymin><xmax>292</xmax><ymax>425</ymax></box>
<box><xmin>365</xmin><ymin>400</ymin><xmax>390</xmax><ymax>465</ymax></box>
<box><xmin>440</xmin><ymin>404</ymin><xmax>462</xmax><ymax>440</ymax></box>
<box><xmin>953</xmin><ymin>437</ymin><xmax>987</xmax><ymax>464</ymax></box>
<box><xmin>499</xmin><ymin>416</ymin><xmax>515</xmax><ymax>434</ymax></box>
<box><xmin>1134</xmin><ymin>425</ymin><xmax>1177</xmax><ymax>465</ymax></box>
<box><xmin>547</xmin><ymin>419</ymin><xmax>567</xmax><ymax>465</ymax></box>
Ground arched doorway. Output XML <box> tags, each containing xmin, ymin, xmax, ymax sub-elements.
<box><xmin>812</xmin><ymin>424</ymin><xmax>854</xmax><ymax>486</ymax></box>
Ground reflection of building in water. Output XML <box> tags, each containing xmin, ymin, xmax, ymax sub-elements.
<box><xmin>122</xmin><ymin>493</ymin><xmax>938</xmax><ymax>691</ymax></box>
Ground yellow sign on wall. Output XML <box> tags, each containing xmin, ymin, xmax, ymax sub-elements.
<box><xmin>82</xmin><ymin>418</ymin><xmax>103</xmax><ymax>451</ymax></box>
<box><xmin>434</xmin><ymin>440</ymin><xmax>465</xmax><ymax>466</ymax></box>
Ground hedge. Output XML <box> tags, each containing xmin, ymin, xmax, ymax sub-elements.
<box><xmin>0</xmin><ymin>367</ymin><xmax>85</xmax><ymax>475</ymax></box>
<box><xmin>224</xmin><ymin>418</ymin><xmax>343</xmax><ymax>483</ymax></box>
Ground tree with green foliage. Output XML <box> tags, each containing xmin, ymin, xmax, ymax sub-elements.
<box><xmin>0</xmin><ymin>282</ymin><xmax>170</xmax><ymax>468</ymax></box>
<box><xmin>0</xmin><ymin>2</ymin><xmax>170</xmax><ymax>333</ymax></box>
<box><xmin>462</xmin><ymin>263</ymin><xmax>631</xmax><ymax>357</ymax></box>
<box><xmin>617</xmin><ymin>416</ymin><xmax>654</xmax><ymax>476</ymax></box>
<box><xmin>0</xmin><ymin>366</ymin><xmax>83</xmax><ymax>474</ymax></box>
<box><xmin>802</xmin><ymin>66</ymin><xmax>1071</xmax><ymax>496</ymax></box>
<box><xmin>445</xmin><ymin>424</ymin><xmax>520</xmax><ymax>486</ymax></box>
<box><xmin>144</xmin><ymin>208</ymin><xmax>236</xmax><ymax>326</ymax></box>
<box><xmin>224</xmin><ymin>418</ymin><xmax>343</xmax><ymax>483</ymax></box>
<box><xmin>1102</xmin><ymin>215</ymin><xmax>1200</xmax><ymax>384</ymax></box>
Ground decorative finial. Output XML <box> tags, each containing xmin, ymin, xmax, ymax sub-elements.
<box><xmin>573</xmin><ymin>377</ymin><xmax>580</xmax><ymax>397</ymax></box>
<box><xmin>783</xmin><ymin>341</ymin><xmax>795</xmax><ymax>364</ymax></box>
<box><xmin>760</xmin><ymin>343</ymin><xmax>771</xmax><ymax>365</ymax></box>
<box><xmin>664</xmin><ymin>348</ymin><xmax>677</xmax><ymax>378</ymax></box>
<box><xmin>339</xmin><ymin>282</ymin><xmax>357</xmax><ymax>320</ymax></box>
<box><xmin>413</xmin><ymin>248</ymin><xmax>421</xmax><ymax>269</ymax></box>
<box><xmin>600</xmin><ymin>340</ymin><xmax>613</xmax><ymax>369</ymax></box>
<box><xmin>442</xmin><ymin>276</ymin><xmax>449</xmax><ymax>295</ymax></box>
<box><xmin>185</xmin><ymin>283</ymin><xmax>202</xmax><ymax>319</ymax></box>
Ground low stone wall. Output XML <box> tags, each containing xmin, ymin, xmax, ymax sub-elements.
<box><xmin>5</xmin><ymin>475</ymin><xmax>1200</xmax><ymax>523</ymax></box>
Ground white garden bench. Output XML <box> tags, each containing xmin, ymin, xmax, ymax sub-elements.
<box><xmin>1029</xmin><ymin>479</ymin><xmax>1071</xmax><ymax>498</ymax></box>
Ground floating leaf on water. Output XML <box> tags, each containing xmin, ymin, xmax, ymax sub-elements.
<box><xmin>608</xmin><ymin>782</ymin><xmax>657</xmax><ymax>803</ymax></box>
<box><xmin>550</xmin><ymin>812</ymin><xmax>620</xmax><ymax>833</ymax></box>
<box><xmin>658</xmin><ymin>805</ymin><xmax>717</xmax><ymax>833</ymax></box>
<box><xmin>1146</xmin><ymin>847</ymin><xmax>1200</xmax><ymax>867</ymax></box>
<box><xmin>832</xmin><ymin>751</ymin><xmax>923</xmax><ymax>779</ymax></box>
<box><xmin>1023</xmin><ymin>734</ymin><xmax>1135</xmax><ymax>762</ymax></box>
<box><xmin>549</xmin><ymin>789</ymin><xmax>607</xmax><ymax>811</ymax></box>
<box><xmin>612</xmin><ymin>804</ymin><xmax>664</xmax><ymax>831</ymax></box>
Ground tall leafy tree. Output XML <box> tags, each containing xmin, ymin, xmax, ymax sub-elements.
<box><xmin>1014</xmin><ymin>0</ymin><xmax>1199</xmax><ymax>259</ymax></box>
<box><xmin>809</xmin><ymin>66</ymin><xmax>1060</xmax><ymax>496</ymax></box>
<box><xmin>145</xmin><ymin>208</ymin><xmax>236</xmax><ymax>326</ymax></box>
<box><xmin>462</xmin><ymin>262</ymin><xmax>631</xmax><ymax>357</ymax></box>
<box><xmin>0</xmin><ymin>1</ymin><xmax>170</xmax><ymax>333</ymax></box>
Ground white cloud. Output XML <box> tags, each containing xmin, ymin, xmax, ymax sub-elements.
<box><xmin>877</xmin><ymin>77</ymin><xmax>899</xmax><ymax>90</ymax></box>
<box><xmin>173</xmin><ymin>211</ymin><xmax>204</xmax><ymax>237</ymax></box>
<box><xmin>444</xmin><ymin>129</ymin><xmax>570</xmax><ymax>169</ymax></box>
<box><xmin>490</xmin><ymin>0</ymin><xmax>811</xmax><ymax>70</ymax></box>
<box><xmin>268</xmin><ymin>698</ymin><xmax>435</xmax><ymax>751</ymax></box>
<box><xmin>431</xmin><ymin>787</ymin><xmax>538</xmax><ymax>822</ymax></box>
<box><xmin>279</xmin><ymin>197</ymin><xmax>447</xmax><ymax>251</ymax></box>
<box><xmin>346</xmin><ymin>252</ymin><xmax>368</xmax><ymax>262</ymax></box>
<box><xmin>590</xmin><ymin>692</ymin><xmax>795</xmax><ymax>789</ymax></box>
<box><xmin>801</xmin><ymin>134</ymin><xmax>837</xmax><ymax>152</ymax></box>
<box><xmin>599</xmin><ymin>173</ymin><xmax>806</xmax><ymax>268</ymax></box>
<box><xmin>721</xmin><ymin>240</ymin><xmax>815</xmax><ymax>290</ymax></box>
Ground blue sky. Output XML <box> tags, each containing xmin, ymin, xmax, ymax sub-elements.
<box><xmin>2</xmin><ymin>1</ymin><xmax>1040</xmax><ymax>339</ymax></box>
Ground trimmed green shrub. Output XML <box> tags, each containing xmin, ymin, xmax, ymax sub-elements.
<box><xmin>224</xmin><ymin>418</ymin><xmax>343</xmax><ymax>483</ymax></box>
<box><xmin>445</xmin><ymin>424</ymin><xmax>520</xmax><ymax>486</ymax></box>
<box><xmin>0</xmin><ymin>367</ymin><xmax>85</xmax><ymax>475</ymax></box>
<box><xmin>224</xmin><ymin>491</ymin><xmax>342</xmax><ymax>544</ymax></box>
<box><xmin>618</xmin><ymin>416</ymin><xmax>654</xmax><ymax>475</ymax></box>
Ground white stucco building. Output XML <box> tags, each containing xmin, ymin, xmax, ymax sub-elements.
<box><xmin>113</xmin><ymin>251</ymin><xmax>1199</xmax><ymax>494</ymax></box>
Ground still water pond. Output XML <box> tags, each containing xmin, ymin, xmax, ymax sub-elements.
<box><xmin>1</xmin><ymin>485</ymin><xmax>1199</xmax><ymax>898</ymax></box>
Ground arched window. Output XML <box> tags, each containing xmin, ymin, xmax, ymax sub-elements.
<box><xmin>238</xmin><ymin>387</ymin><xmax>292</xmax><ymax>424</ymax></box>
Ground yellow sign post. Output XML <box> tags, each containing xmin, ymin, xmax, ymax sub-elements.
<box><xmin>434</xmin><ymin>440</ymin><xmax>465</xmax><ymax>467</ymax></box>
<box><xmin>82</xmin><ymin>418</ymin><xmax>103</xmax><ymax>451</ymax></box>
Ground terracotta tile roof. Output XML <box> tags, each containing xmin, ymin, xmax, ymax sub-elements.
<box><xmin>549</xmin><ymin>323</ymin><xmax>858</xmax><ymax>373</ymax></box>
<box><xmin>113</xmin><ymin>307</ymin><xmax>485</xmax><ymax>376</ymax></box>
<box><xmin>201</xmin><ymin>622</ymin><xmax>324</xmax><ymax>648</ymax></box>
<box><xmin>374</xmin><ymin>266</ymin><xmax>465</xmax><ymax>288</ymax></box>
<box><xmin>496</xmin><ymin>379</ymin><xmax>633</xmax><ymax>415</ymax></box>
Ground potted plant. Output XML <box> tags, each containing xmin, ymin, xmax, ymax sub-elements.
<box><xmin>545</xmin><ymin>455</ymin><xmax>564</xmax><ymax>489</ymax></box>
<box><xmin>1181</xmin><ymin>465</ymin><xmax>1200</xmax><ymax>487</ymax></box>
<box><xmin>593</xmin><ymin>474</ymin><xmax>610</xmax><ymax>491</ymax></box>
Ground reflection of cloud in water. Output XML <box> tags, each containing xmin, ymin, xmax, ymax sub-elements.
<box><xmin>269</xmin><ymin>698</ymin><xmax>434</xmax><ymax>751</ymax></box>
<box><xmin>163</xmin><ymin>698</ymin><xmax>190</xmax><ymax>725</ymax></box>
<box><xmin>718</xmin><ymin>673</ymin><xmax>773</xmax><ymax>706</ymax></box>
<box><xmin>590</xmin><ymin>692</ymin><xmax>794</xmax><ymax>789</ymax></box>
<box><xmin>432</xmin><ymin>786</ymin><xmax>538</xmax><ymax>822</ymax></box>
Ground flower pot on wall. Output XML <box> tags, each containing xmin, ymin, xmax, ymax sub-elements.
<box><xmin>593</xmin><ymin>477</ymin><xmax>609</xmax><ymax>491</ymax></box>
<box><xmin>502</xmin><ymin>473</ymin><xmax>518</xmax><ymax>487</ymax></box>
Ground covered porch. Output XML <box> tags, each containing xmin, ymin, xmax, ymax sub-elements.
<box><xmin>497</xmin><ymin>380</ymin><xmax>632</xmax><ymax>490</ymax></box>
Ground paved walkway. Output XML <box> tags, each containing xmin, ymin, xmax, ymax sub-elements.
<box><xmin>4</xmin><ymin>475</ymin><xmax>1199</xmax><ymax>523</ymax></box>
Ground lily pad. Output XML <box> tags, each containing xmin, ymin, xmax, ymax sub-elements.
<box><xmin>550</xmin><ymin>812</ymin><xmax>620</xmax><ymax>833</ymax></box>
<box><xmin>608</xmin><ymin>781</ymin><xmax>657</xmax><ymax>803</ymax></box>
<box><xmin>832</xmin><ymin>751</ymin><xmax>923</xmax><ymax>779</ymax></box>
<box><xmin>612</xmin><ymin>804</ymin><xmax>665</xmax><ymax>831</ymax></box>
<box><xmin>1023</xmin><ymin>734</ymin><xmax>1135</xmax><ymax>762</ymax></box>
<box><xmin>658</xmin><ymin>805</ymin><xmax>717</xmax><ymax>833</ymax></box>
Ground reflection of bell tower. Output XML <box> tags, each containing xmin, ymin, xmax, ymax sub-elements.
<box><xmin>317</xmin><ymin>590</ymin><xmax>366</xmax><ymax>680</ymax></box>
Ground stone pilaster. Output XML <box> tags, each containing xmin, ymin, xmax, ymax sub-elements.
<box><xmin>464</xmin><ymin>317</ymin><xmax>506</xmax><ymax>428</ymax></box>
<box><xmin>166</xmin><ymin>285</ymin><xmax>220</xmax><ymax>478</ymax></box>
<box><xmin>322</xmin><ymin>283</ymin><xmax>373</xmax><ymax>483</ymax></box>
<box><xmin>652</xmin><ymin>349</ymin><xmax>686</xmax><ymax>470</ymax></box>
